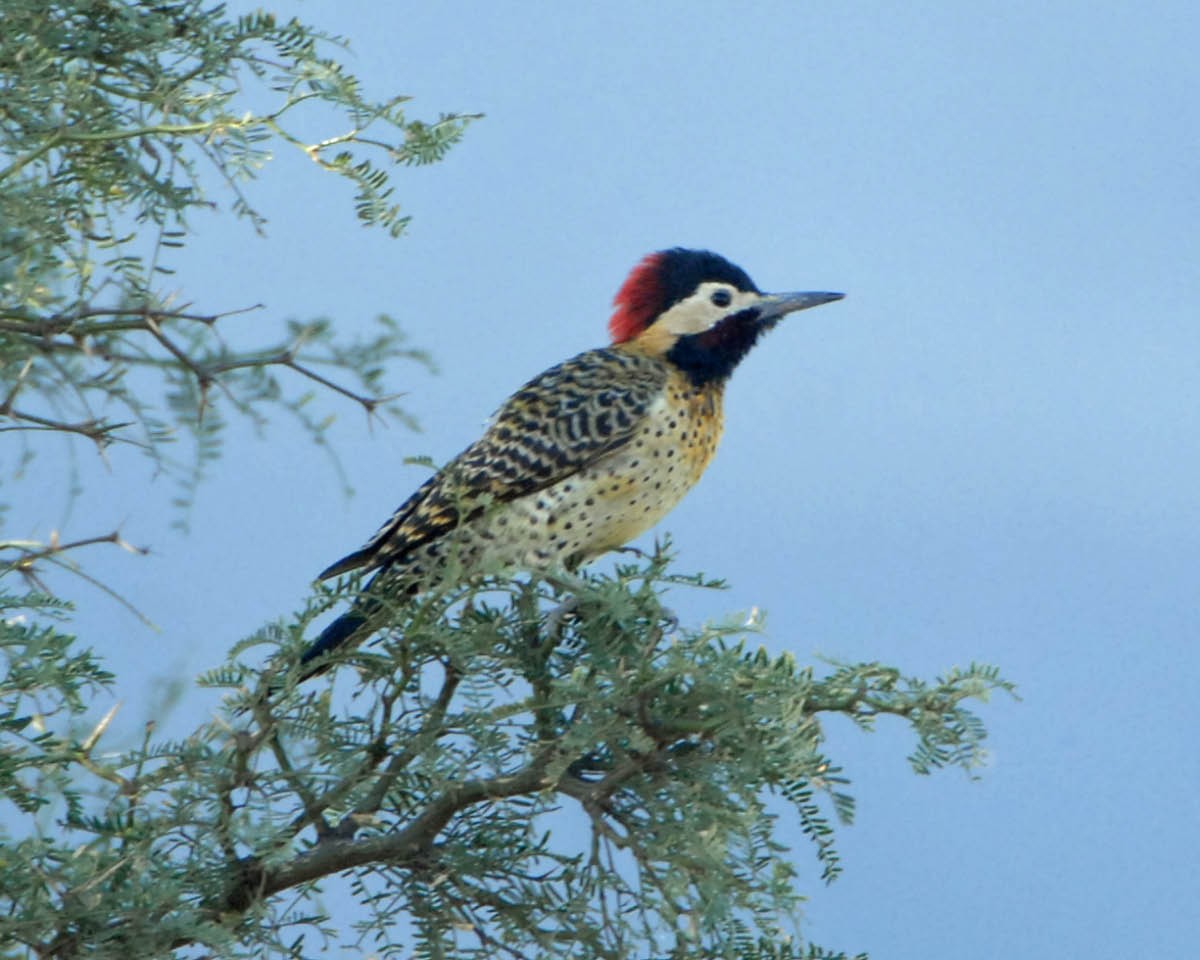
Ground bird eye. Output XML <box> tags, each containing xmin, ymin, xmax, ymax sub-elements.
<box><xmin>710</xmin><ymin>288</ymin><xmax>732</xmax><ymax>307</ymax></box>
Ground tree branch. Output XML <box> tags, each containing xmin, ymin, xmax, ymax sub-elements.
<box><xmin>343</xmin><ymin>660</ymin><xmax>462</xmax><ymax>830</ymax></box>
<box><xmin>220</xmin><ymin>756</ymin><xmax>555</xmax><ymax>913</ymax></box>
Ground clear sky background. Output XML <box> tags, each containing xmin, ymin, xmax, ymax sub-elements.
<box><xmin>23</xmin><ymin>2</ymin><xmax>1200</xmax><ymax>957</ymax></box>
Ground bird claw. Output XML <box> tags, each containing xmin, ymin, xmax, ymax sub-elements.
<box><xmin>543</xmin><ymin>594</ymin><xmax>581</xmax><ymax>640</ymax></box>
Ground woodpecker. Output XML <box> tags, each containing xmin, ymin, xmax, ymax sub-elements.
<box><xmin>298</xmin><ymin>248</ymin><xmax>842</xmax><ymax>678</ymax></box>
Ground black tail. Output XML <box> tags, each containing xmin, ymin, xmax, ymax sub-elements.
<box><xmin>297</xmin><ymin>599</ymin><xmax>379</xmax><ymax>680</ymax></box>
<box><xmin>295</xmin><ymin>571</ymin><xmax>418</xmax><ymax>682</ymax></box>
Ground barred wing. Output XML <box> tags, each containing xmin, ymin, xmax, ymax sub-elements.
<box><xmin>318</xmin><ymin>347</ymin><xmax>666</xmax><ymax>579</ymax></box>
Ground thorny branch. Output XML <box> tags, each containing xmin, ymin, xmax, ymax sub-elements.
<box><xmin>0</xmin><ymin>301</ymin><xmax>399</xmax><ymax>437</ymax></box>
<box><xmin>2</xmin><ymin>530</ymin><xmax>149</xmax><ymax>571</ymax></box>
<box><xmin>219</xmin><ymin>754</ymin><xmax>558</xmax><ymax>914</ymax></box>
<box><xmin>1</xmin><ymin>529</ymin><xmax>156</xmax><ymax>624</ymax></box>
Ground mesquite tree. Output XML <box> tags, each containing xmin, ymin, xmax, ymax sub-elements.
<box><xmin>0</xmin><ymin>3</ymin><xmax>1011</xmax><ymax>959</ymax></box>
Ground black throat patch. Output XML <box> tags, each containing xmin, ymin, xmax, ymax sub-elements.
<box><xmin>665</xmin><ymin>309</ymin><xmax>772</xmax><ymax>387</ymax></box>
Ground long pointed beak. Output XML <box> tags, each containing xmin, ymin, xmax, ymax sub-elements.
<box><xmin>759</xmin><ymin>290</ymin><xmax>845</xmax><ymax>321</ymax></box>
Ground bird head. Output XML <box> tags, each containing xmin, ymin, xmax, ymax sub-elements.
<box><xmin>609</xmin><ymin>248</ymin><xmax>843</xmax><ymax>385</ymax></box>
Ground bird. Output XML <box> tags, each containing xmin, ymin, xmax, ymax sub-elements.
<box><xmin>296</xmin><ymin>248</ymin><xmax>843</xmax><ymax>679</ymax></box>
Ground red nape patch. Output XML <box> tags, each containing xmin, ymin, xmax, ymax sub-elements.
<box><xmin>608</xmin><ymin>252</ymin><xmax>665</xmax><ymax>343</ymax></box>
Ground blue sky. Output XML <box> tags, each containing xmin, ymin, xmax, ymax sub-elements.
<box><xmin>23</xmin><ymin>2</ymin><xmax>1200</xmax><ymax>957</ymax></box>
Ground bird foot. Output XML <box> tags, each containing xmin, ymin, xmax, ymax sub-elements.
<box><xmin>543</xmin><ymin>594</ymin><xmax>582</xmax><ymax>640</ymax></box>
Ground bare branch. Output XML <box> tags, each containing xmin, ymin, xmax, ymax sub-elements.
<box><xmin>2</xmin><ymin>529</ymin><xmax>154</xmax><ymax>625</ymax></box>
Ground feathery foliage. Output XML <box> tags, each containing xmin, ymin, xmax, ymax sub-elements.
<box><xmin>0</xmin><ymin>0</ymin><xmax>470</xmax><ymax>507</ymax></box>
<box><xmin>0</xmin><ymin>4</ymin><xmax>1013</xmax><ymax>958</ymax></box>
<box><xmin>4</xmin><ymin>548</ymin><xmax>1012</xmax><ymax>958</ymax></box>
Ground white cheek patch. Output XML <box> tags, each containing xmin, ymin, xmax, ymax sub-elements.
<box><xmin>655</xmin><ymin>298</ymin><xmax>721</xmax><ymax>336</ymax></box>
<box><xmin>654</xmin><ymin>284</ymin><xmax>761</xmax><ymax>336</ymax></box>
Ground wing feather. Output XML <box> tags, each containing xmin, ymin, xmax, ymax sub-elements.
<box><xmin>318</xmin><ymin>347</ymin><xmax>666</xmax><ymax>579</ymax></box>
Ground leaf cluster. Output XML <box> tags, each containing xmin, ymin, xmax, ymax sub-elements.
<box><xmin>0</xmin><ymin>0</ymin><xmax>470</xmax><ymax>501</ymax></box>
<box><xmin>0</xmin><ymin>547</ymin><xmax>1013</xmax><ymax>959</ymax></box>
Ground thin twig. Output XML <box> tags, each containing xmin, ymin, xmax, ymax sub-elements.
<box><xmin>344</xmin><ymin>661</ymin><xmax>462</xmax><ymax>829</ymax></box>
<box><xmin>266</xmin><ymin>732</ymin><xmax>331</xmax><ymax>838</ymax></box>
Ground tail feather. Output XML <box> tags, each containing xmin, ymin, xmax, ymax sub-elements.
<box><xmin>295</xmin><ymin>571</ymin><xmax>417</xmax><ymax>682</ymax></box>
<box><xmin>298</xmin><ymin>602</ymin><xmax>376</xmax><ymax>680</ymax></box>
